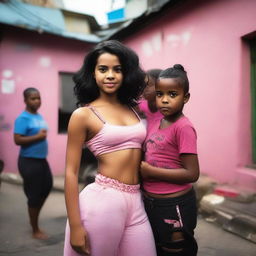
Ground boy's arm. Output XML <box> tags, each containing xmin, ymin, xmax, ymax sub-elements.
<box><xmin>135</xmin><ymin>99</ymin><xmax>147</xmax><ymax>119</ymax></box>
<box><xmin>140</xmin><ymin>153</ymin><xmax>200</xmax><ymax>184</ymax></box>
<box><xmin>14</xmin><ymin>116</ymin><xmax>47</xmax><ymax>145</ymax></box>
<box><xmin>14</xmin><ymin>130</ymin><xmax>47</xmax><ymax>145</ymax></box>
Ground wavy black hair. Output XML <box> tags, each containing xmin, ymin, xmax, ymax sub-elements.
<box><xmin>147</xmin><ymin>69</ymin><xmax>162</xmax><ymax>81</ymax></box>
<box><xmin>159</xmin><ymin>64</ymin><xmax>189</xmax><ymax>94</ymax></box>
<box><xmin>73</xmin><ymin>40</ymin><xmax>146</xmax><ymax>107</ymax></box>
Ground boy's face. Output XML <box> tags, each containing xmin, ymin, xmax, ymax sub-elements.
<box><xmin>25</xmin><ymin>91</ymin><xmax>41</xmax><ymax>112</ymax></box>
<box><xmin>155</xmin><ymin>78</ymin><xmax>189</xmax><ymax>118</ymax></box>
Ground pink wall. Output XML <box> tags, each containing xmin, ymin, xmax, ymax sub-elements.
<box><xmin>124</xmin><ymin>0</ymin><xmax>256</xmax><ymax>190</ymax></box>
<box><xmin>0</xmin><ymin>27</ymin><xmax>91</xmax><ymax>175</ymax></box>
<box><xmin>1</xmin><ymin>0</ymin><xmax>255</xmax><ymax>190</ymax></box>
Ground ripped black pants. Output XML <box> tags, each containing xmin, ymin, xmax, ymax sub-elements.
<box><xmin>143</xmin><ymin>188</ymin><xmax>198</xmax><ymax>256</ymax></box>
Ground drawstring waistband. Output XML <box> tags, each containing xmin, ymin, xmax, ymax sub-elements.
<box><xmin>95</xmin><ymin>173</ymin><xmax>140</xmax><ymax>193</ymax></box>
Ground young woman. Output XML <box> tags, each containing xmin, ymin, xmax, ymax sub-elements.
<box><xmin>141</xmin><ymin>64</ymin><xmax>200</xmax><ymax>256</ymax></box>
<box><xmin>14</xmin><ymin>87</ymin><xmax>52</xmax><ymax>240</ymax></box>
<box><xmin>64</xmin><ymin>40</ymin><xmax>157</xmax><ymax>256</ymax></box>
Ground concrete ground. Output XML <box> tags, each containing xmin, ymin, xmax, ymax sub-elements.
<box><xmin>0</xmin><ymin>180</ymin><xmax>255</xmax><ymax>256</ymax></box>
<box><xmin>0</xmin><ymin>181</ymin><xmax>66</xmax><ymax>256</ymax></box>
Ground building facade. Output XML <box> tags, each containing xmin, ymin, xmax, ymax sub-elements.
<box><xmin>1</xmin><ymin>0</ymin><xmax>256</xmax><ymax>192</ymax></box>
<box><xmin>0</xmin><ymin>25</ymin><xmax>92</xmax><ymax>175</ymax></box>
<box><xmin>120</xmin><ymin>0</ymin><xmax>256</xmax><ymax>191</ymax></box>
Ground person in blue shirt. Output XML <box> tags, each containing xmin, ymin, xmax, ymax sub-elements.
<box><xmin>14</xmin><ymin>87</ymin><xmax>52</xmax><ymax>240</ymax></box>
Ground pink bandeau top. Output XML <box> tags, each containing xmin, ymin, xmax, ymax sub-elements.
<box><xmin>86</xmin><ymin>106</ymin><xmax>146</xmax><ymax>156</ymax></box>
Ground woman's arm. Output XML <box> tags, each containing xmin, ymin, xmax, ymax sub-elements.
<box><xmin>140</xmin><ymin>154</ymin><xmax>200</xmax><ymax>184</ymax></box>
<box><xmin>65</xmin><ymin>109</ymin><xmax>90</xmax><ymax>255</ymax></box>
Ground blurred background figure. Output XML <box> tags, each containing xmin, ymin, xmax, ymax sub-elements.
<box><xmin>0</xmin><ymin>159</ymin><xmax>4</xmax><ymax>188</ymax></box>
<box><xmin>78</xmin><ymin>147</ymin><xmax>98</xmax><ymax>187</ymax></box>
<box><xmin>137</xmin><ymin>69</ymin><xmax>163</xmax><ymax>131</ymax></box>
<box><xmin>13</xmin><ymin>87</ymin><xmax>53</xmax><ymax>240</ymax></box>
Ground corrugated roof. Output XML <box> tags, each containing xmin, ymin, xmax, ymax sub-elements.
<box><xmin>107</xmin><ymin>0</ymin><xmax>184</xmax><ymax>40</ymax></box>
<box><xmin>0</xmin><ymin>0</ymin><xmax>101</xmax><ymax>43</ymax></box>
<box><xmin>0</xmin><ymin>0</ymin><xmax>182</xmax><ymax>43</ymax></box>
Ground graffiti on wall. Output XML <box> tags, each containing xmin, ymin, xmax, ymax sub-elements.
<box><xmin>0</xmin><ymin>115</ymin><xmax>11</xmax><ymax>131</ymax></box>
<box><xmin>141</xmin><ymin>32</ymin><xmax>163</xmax><ymax>57</ymax></box>
<box><xmin>141</xmin><ymin>28</ymin><xmax>194</xmax><ymax>57</ymax></box>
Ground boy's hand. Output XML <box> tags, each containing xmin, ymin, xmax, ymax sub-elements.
<box><xmin>140</xmin><ymin>161</ymin><xmax>152</xmax><ymax>179</ymax></box>
<box><xmin>37</xmin><ymin>129</ymin><xmax>47</xmax><ymax>140</ymax></box>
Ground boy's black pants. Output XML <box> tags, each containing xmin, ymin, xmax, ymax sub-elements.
<box><xmin>143</xmin><ymin>188</ymin><xmax>198</xmax><ymax>256</ymax></box>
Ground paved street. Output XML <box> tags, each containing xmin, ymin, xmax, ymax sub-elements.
<box><xmin>0</xmin><ymin>181</ymin><xmax>255</xmax><ymax>256</ymax></box>
<box><xmin>0</xmin><ymin>182</ymin><xmax>66</xmax><ymax>256</ymax></box>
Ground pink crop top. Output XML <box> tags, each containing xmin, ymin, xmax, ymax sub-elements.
<box><xmin>86</xmin><ymin>106</ymin><xmax>146</xmax><ymax>156</ymax></box>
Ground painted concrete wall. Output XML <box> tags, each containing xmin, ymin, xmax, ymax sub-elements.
<box><xmin>0</xmin><ymin>27</ymin><xmax>91</xmax><ymax>175</ymax></box>
<box><xmin>1</xmin><ymin>0</ymin><xmax>255</xmax><ymax>191</ymax></box>
<box><xmin>124</xmin><ymin>0</ymin><xmax>256</xmax><ymax>190</ymax></box>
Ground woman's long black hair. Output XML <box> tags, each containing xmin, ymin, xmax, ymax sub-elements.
<box><xmin>73</xmin><ymin>40</ymin><xmax>146</xmax><ymax>107</ymax></box>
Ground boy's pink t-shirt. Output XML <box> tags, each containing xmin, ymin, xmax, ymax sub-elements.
<box><xmin>138</xmin><ymin>99</ymin><xmax>162</xmax><ymax>131</ymax></box>
<box><xmin>143</xmin><ymin>116</ymin><xmax>197</xmax><ymax>194</ymax></box>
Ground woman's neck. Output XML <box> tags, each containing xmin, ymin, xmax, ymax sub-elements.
<box><xmin>94</xmin><ymin>94</ymin><xmax>121</xmax><ymax>106</ymax></box>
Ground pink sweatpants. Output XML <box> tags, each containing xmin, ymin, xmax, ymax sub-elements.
<box><xmin>64</xmin><ymin>176</ymin><xmax>157</xmax><ymax>256</ymax></box>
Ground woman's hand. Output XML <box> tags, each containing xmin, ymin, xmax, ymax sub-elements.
<box><xmin>70</xmin><ymin>225</ymin><xmax>90</xmax><ymax>255</ymax></box>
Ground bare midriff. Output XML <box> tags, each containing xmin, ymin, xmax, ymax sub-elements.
<box><xmin>96</xmin><ymin>148</ymin><xmax>142</xmax><ymax>185</ymax></box>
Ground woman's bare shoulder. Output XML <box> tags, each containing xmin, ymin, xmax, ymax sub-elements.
<box><xmin>71</xmin><ymin>106</ymin><xmax>91</xmax><ymax>117</ymax></box>
<box><xmin>68</xmin><ymin>107</ymin><xmax>92</xmax><ymax>126</ymax></box>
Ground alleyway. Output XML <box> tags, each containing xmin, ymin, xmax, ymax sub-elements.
<box><xmin>0</xmin><ymin>181</ymin><xmax>255</xmax><ymax>256</ymax></box>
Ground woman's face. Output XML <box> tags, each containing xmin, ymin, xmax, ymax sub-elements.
<box><xmin>94</xmin><ymin>53</ymin><xmax>123</xmax><ymax>96</ymax></box>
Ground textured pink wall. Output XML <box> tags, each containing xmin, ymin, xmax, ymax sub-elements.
<box><xmin>1</xmin><ymin>0</ymin><xmax>256</xmax><ymax>190</ymax></box>
<box><xmin>124</xmin><ymin>0</ymin><xmax>256</xmax><ymax>189</ymax></box>
<box><xmin>0</xmin><ymin>28</ymin><xmax>91</xmax><ymax>175</ymax></box>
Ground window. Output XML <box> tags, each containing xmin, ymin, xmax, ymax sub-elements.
<box><xmin>58</xmin><ymin>72</ymin><xmax>77</xmax><ymax>133</ymax></box>
<box><xmin>58</xmin><ymin>72</ymin><xmax>98</xmax><ymax>182</ymax></box>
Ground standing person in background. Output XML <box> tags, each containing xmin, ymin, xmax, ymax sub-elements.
<box><xmin>138</xmin><ymin>69</ymin><xmax>163</xmax><ymax>131</ymax></box>
<box><xmin>14</xmin><ymin>87</ymin><xmax>53</xmax><ymax>240</ymax></box>
<box><xmin>64</xmin><ymin>40</ymin><xmax>157</xmax><ymax>256</ymax></box>
<box><xmin>141</xmin><ymin>64</ymin><xmax>200</xmax><ymax>256</ymax></box>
